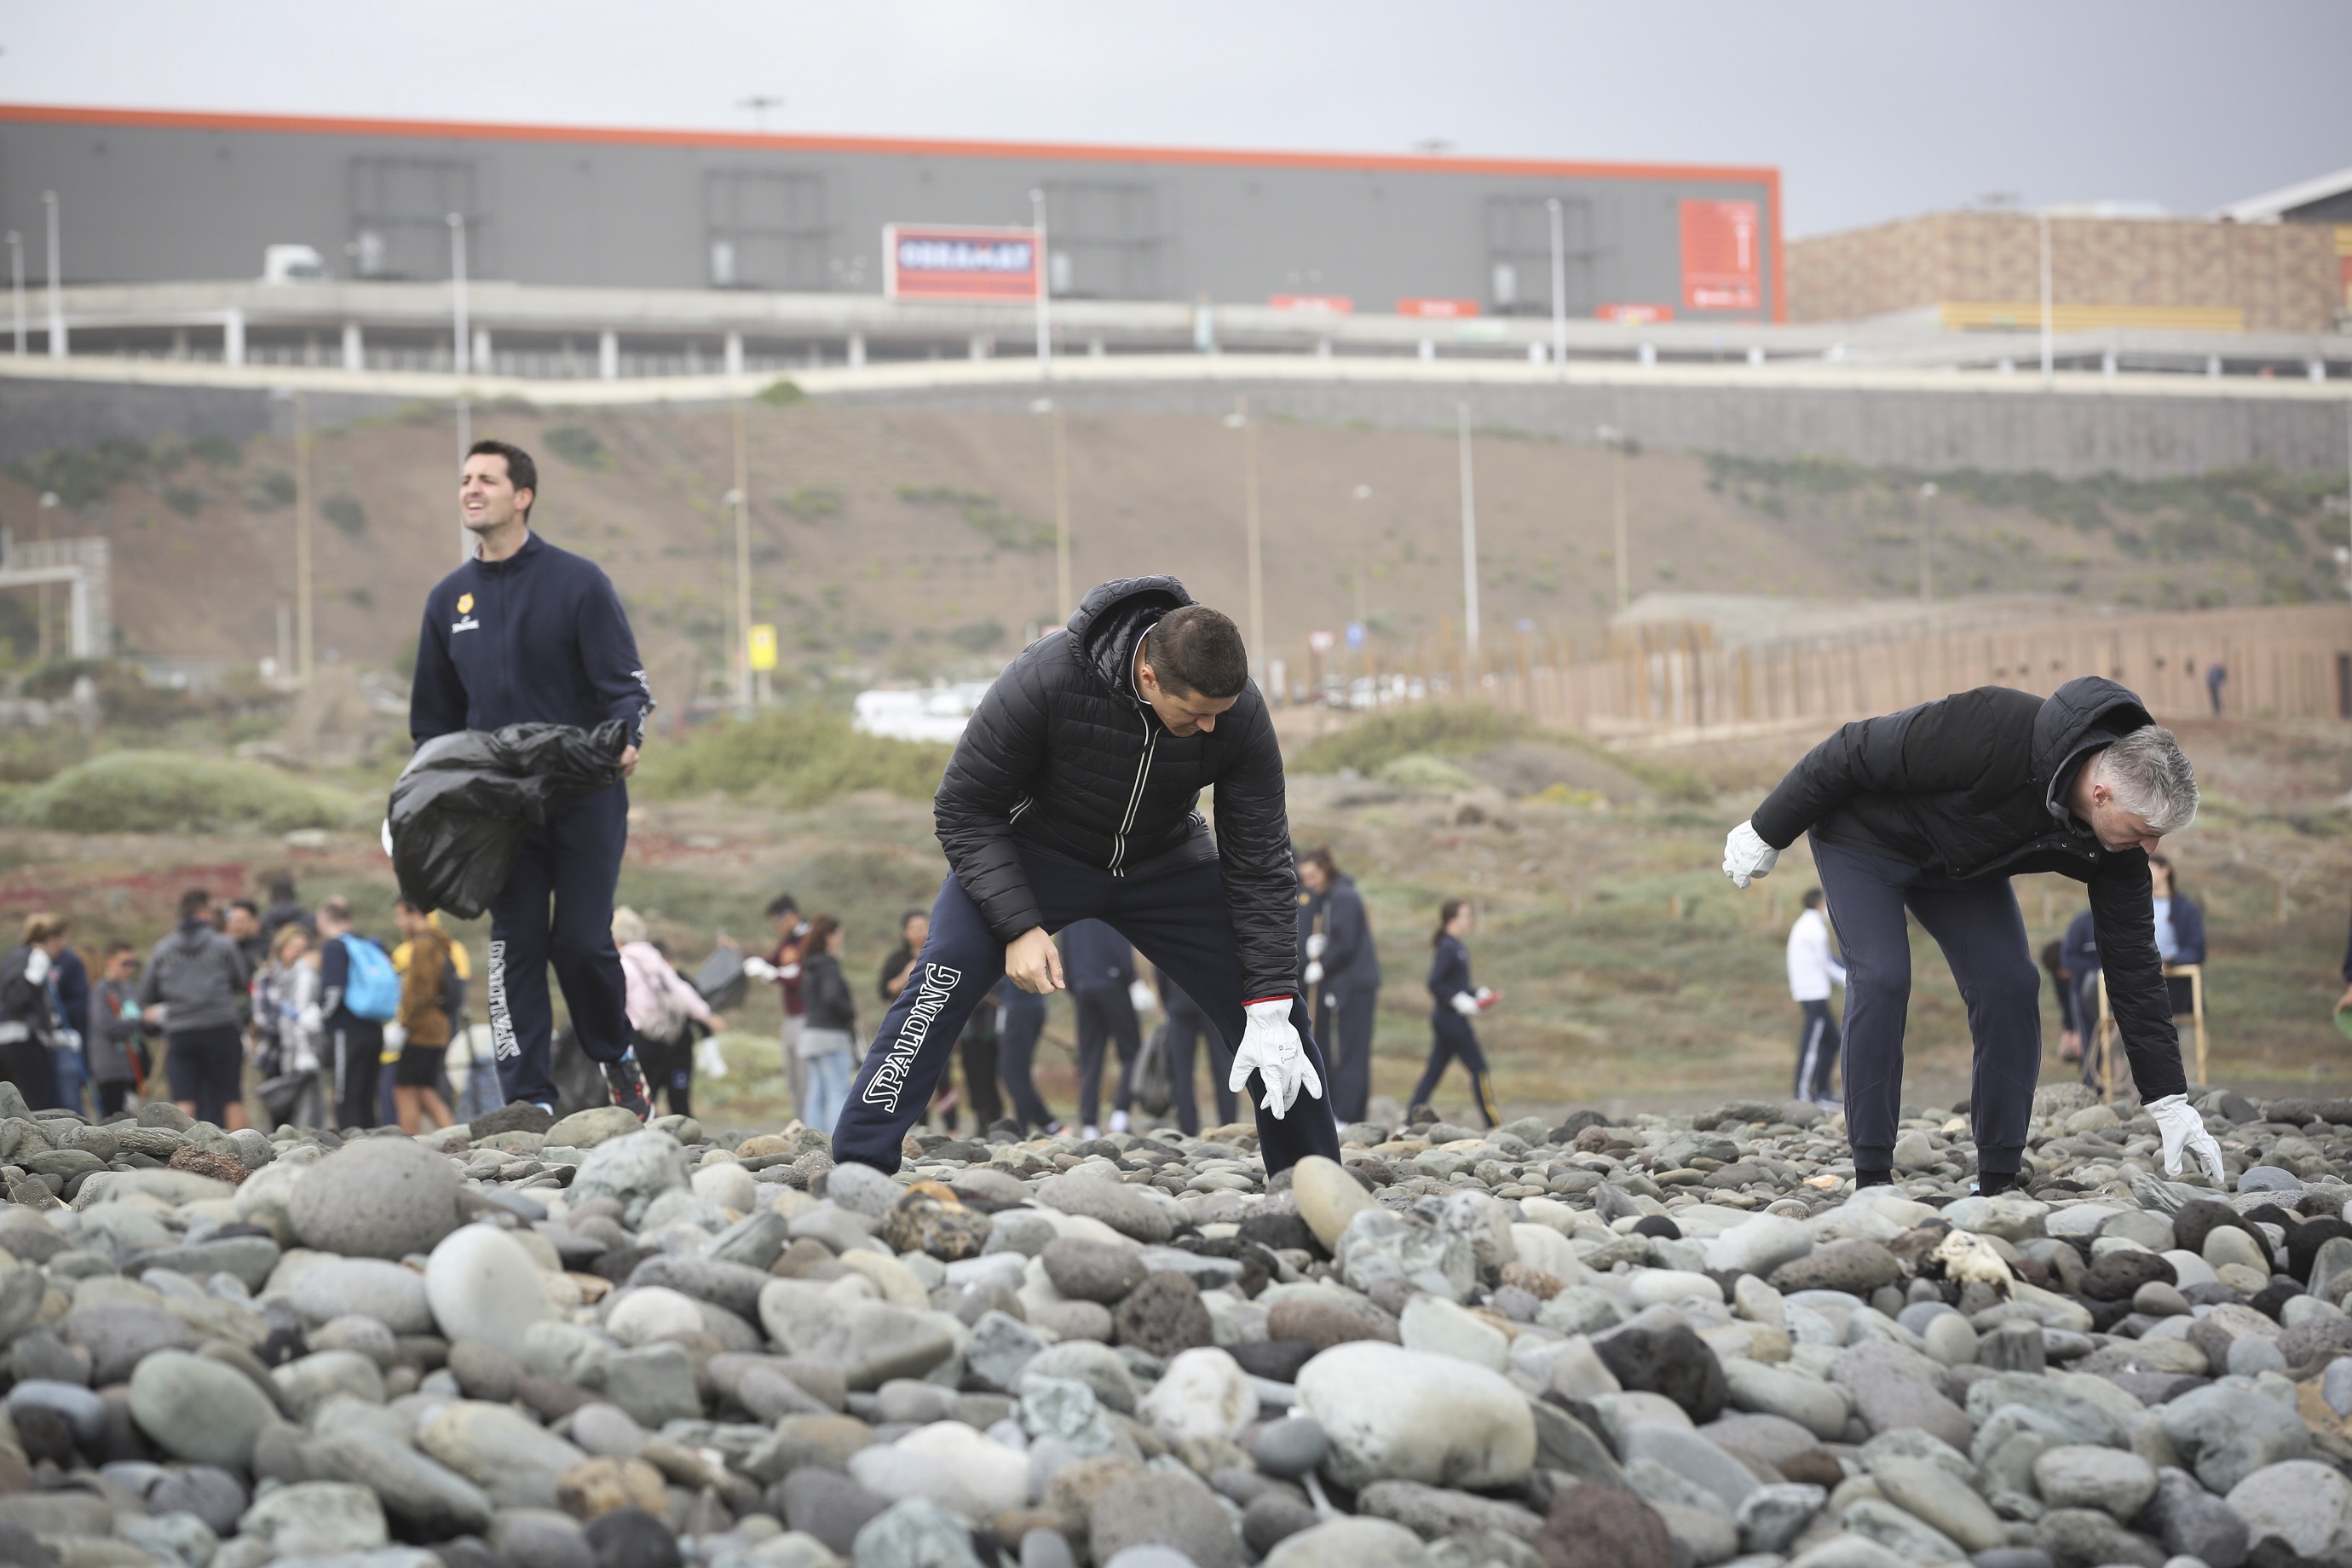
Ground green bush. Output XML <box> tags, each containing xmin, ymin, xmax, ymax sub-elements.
<box><xmin>1291</xmin><ymin>704</ymin><xmax>1530</xmax><ymax>774</ymax></box>
<box><xmin>321</xmin><ymin>493</ymin><xmax>366</xmax><ymax>534</ymax></box>
<box><xmin>6</xmin><ymin>752</ymin><xmax>353</xmax><ymax>834</ymax></box>
<box><xmin>543</xmin><ymin>426</ymin><xmax>604</xmax><ymax>467</ymax></box>
<box><xmin>636</xmin><ymin>706</ymin><xmax>950</xmax><ymax>810</ymax></box>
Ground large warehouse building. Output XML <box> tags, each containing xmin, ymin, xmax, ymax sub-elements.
<box><xmin>0</xmin><ymin>104</ymin><xmax>1782</xmax><ymax>329</ymax></box>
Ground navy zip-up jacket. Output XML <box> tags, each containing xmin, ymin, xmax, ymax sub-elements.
<box><xmin>1427</xmin><ymin>934</ymin><xmax>1474</xmax><ymax>1017</ymax></box>
<box><xmin>1300</xmin><ymin>873</ymin><xmax>1381</xmax><ymax>996</ymax></box>
<box><xmin>410</xmin><ymin>533</ymin><xmax>652</xmax><ymax>747</ymax></box>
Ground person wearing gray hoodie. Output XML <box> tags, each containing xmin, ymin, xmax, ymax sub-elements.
<box><xmin>139</xmin><ymin>888</ymin><xmax>251</xmax><ymax>1128</ymax></box>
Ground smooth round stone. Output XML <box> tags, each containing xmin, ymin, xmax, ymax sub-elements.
<box><xmin>1290</xmin><ymin>1157</ymin><xmax>1375</xmax><ymax>1251</ymax></box>
<box><xmin>2032</xmin><ymin>1444</ymin><xmax>2156</xmax><ymax>1519</ymax></box>
<box><xmin>1922</xmin><ymin>1312</ymin><xmax>1979</xmax><ymax>1367</ymax></box>
<box><xmin>1253</xmin><ymin>1417</ymin><xmax>1329</xmax><ymax>1480</ymax></box>
<box><xmin>2134</xmin><ymin>1281</ymin><xmax>2192</xmax><ymax>1317</ymax></box>
<box><xmin>2239</xmin><ymin>1166</ymin><xmax>2303</xmax><ymax>1194</ymax></box>
<box><xmin>1398</xmin><ymin>1294</ymin><xmax>1507</xmax><ymax>1371</ymax></box>
<box><xmin>290</xmin><ymin>1258</ymin><xmax>435</xmax><ymax>1335</ymax></box>
<box><xmin>287</xmin><ymin>1137</ymin><xmax>463</xmax><ymax>1260</ymax></box>
<box><xmin>6</xmin><ymin>1379</ymin><xmax>105</xmax><ymax>1445</ymax></box>
<box><xmin>1135</xmin><ymin>1346</ymin><xmax>1256</xmax><ymax>1446</ymax></box>
<box><xmin>128</xmin><ymin>1351</ymin><xmax>278</xmax><ymax>1469</ymax></box>
<box><xmin>821</xmin><ymin>1162</ymin><xmax>902</xmax><ymax>1219</ymax></box>
<box><xmin>604</xmin><ymin>1287</ymin><xmax>706</xmax><ymax>1347</ymax></box>
<box><xmin>1894</xmin><ymin>1300</ymin><xmax>1956</xmax><ymax>1338</ymax></box>
<box><xmin>689</xmin><ymin>1162</ymin><xmax>758</xmax><ymax>1213</ymax></box>
<box><xmin>425</xmin><ymin>1225</ymin><xmax>556</xmax><ymax>1355</ymax></box>
<box><xmin>2228</xmin><ymin>1336</ymin><xmax>2288</xmax><ymax>1377</ymax></box>
<box><xmin>2225</xmin><ymin>1459</ymin><xmax>2352</xmax><ymax>1560</ymax></box>
<box><xmin>2205</xmin><ymin>1226</ymin><xmax>2271</xmax><ymax>1276</ymax></box>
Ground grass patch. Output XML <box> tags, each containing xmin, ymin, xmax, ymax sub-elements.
<box><xmin>636</xmin><ymin>706</ymin><xmax>950</xmax><ymax>810</ymax></box>
<box><xmin>543</xmin><ymin>427</ymin><xmax>604</xmax><ymax>468</ymax></box>
<box><xmin>5</xmin><ymin>752</ymin><xmax>354</xmax><ymax>833</ymax></box>
<box><xmin>1292</xmin><ymin>704</ymin><xmax>1531</xmax><ymax>774</ymax></box>
<box><xmin>321</xmin><ymin>494</ymin><xmax>366</xmax><ymax>535</ymax></box>
<box><xmin>896</xmin><ymin>485</ymin><xmax>1052</xmax><ymax>551</ymax></box>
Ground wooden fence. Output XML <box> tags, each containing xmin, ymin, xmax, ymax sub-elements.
<box><xmin>1323</xmin><ymin>602</ymin><xmax>2352</xmax><ymax>739</ymax></box>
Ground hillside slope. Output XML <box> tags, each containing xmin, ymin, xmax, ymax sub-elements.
<box><xmin>3</xmin><ymin>402</ymin><xmax>2340</xmax><ymax>696</ymax></box>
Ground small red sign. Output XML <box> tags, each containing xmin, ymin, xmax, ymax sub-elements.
<box><xmin>1595</xmin><ymin>303</ymin><xmax>1675</xmax><ymax>325</ymax></box>
<box><xmin>1680</xmin><ymin>199</ymin><xmax>1762</xmax><ymax>312</ymax></box>
<box><xmin>1398</xmin><ymin>297</ymin><xmax>1479</xmax><ymax>320</ymax></box>
<box><xmin>1268</xmin><ymin>294</ymin><xmax>1354</xmax><ymax>314</ymax></box>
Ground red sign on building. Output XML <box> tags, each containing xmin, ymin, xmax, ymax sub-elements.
<box><xmin>884</xmin><ymin>225</ymin><xmax>1041</xmax><ymax>301</ymax></box>
<box><xmin>1267</xmin><ymin>295</ymin><xmax>1354</xmax><ymax>314</ymax></box>
<box><xmin>1594</xmin><ymin>303</ymin><xmax>1675</xmax><ymax>325</ymax></box>
<box><xmin>1680</xmin><ymin>200</ymin><xmax>1762</xmax><ymax>312</ymax></box>
<box><xmin>1398</xmin><ymin>297</ymin><xmax>1479</xmax><ymax>319</ymax></box>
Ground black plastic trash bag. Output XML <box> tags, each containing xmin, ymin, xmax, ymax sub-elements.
<box><xmin>548</xmin><ymin>1025</ymin><xmax>610</xmax><ymax>1116</ymax></box>
<box><xmin>1133</xmin><ymin>1021</ymin><xmax>1174</xmax><ymax>1117</ymax></box>
<box><xmin>388</xmin><ymin>720</ymin><xmax>629</xmax><ymax>919</ymax></box>
<box><xmin>694</xmin><ymin>946</ymin><xmax>749</xmax><ymax>1012</ymax></box>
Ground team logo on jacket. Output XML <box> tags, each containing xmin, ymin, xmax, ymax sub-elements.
<box><xmin>860</xmin><ymin>961</ymin><xmax>965</xmax><ymax>1112</ymax></box>
<box><xmin>457</xmin><ymin>593</ymin><xmax>474</xmax><ymax>613</ymax></box>
<box><xmin>452</xmin><ymin>590</ymin><xmax>480</xmax><ymax>634</ymax></box>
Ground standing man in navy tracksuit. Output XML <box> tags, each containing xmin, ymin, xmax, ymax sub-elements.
<box><xmin>829</xmin><ymin>577</ymin><xmax>1340</xmax><ymax>1173</ymax></box>
<box><xmin>410</xmin><ymin>440</ymin><xmax>656</xmax><ymax>1119</ymax></box>
<box><xmin>1061</xmin><ymin>919</ymin><xmax>1141</xmax><ymax>1138</ymax></box>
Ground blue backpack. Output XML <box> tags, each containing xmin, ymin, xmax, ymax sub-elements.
<box><xmin>340</xmin><ymin>936</ymin><xmax>401</xmax><ymax>1023</ymax></box>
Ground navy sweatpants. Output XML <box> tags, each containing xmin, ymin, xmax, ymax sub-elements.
<box><xmin>1794</xmin><ymin>1000</ymin><xmax>1841</xmax><ymax>1102</ymax></box>
<box><xmin>832</xmin><ymin>849</ymin><xmax>1341</xmax><ymax>1173</ymax></box>
<box><xmin>995</xmin><ymin>986</ymin><xmax>1057</xmax><ymax>1132</ymax></box>
<box><xmin>1074</xmin><ymin>984</ymin><xmax>1141</xmax><ymax>1130</ymax></box>
<box><xmin>1812</xmin><ymin>836</ymin><xmax>2041</xmax><ymax>1178</ymax></box>
<box><xmin>1162</xmin><ymin>988</ymin><xmax>1237</xmax><ymax>1134</ymax></box>
<box><xmin>489</xmin><ymin>785</ymin><xmax>633</xmax><ymax>1110</ymax></box>
<box><xmin>1316</xmin><ymin>985</ymin><xmax>1379</xmax><ymax>1126</ymax></box>
<box><xmin>1410</xmin><ymin>1011</ymin><xmax>1499</xmax><ymax>1127</ymax></box>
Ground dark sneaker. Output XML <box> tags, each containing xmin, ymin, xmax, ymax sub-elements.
<box><xmin>603</xmin><ymin>1051</ymin><xmax>653</xmax><ymax>1120</ymax></box>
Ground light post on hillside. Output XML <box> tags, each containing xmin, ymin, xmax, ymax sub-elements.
<box><xmin>42</xmin><ymin>192</ymin><xmax>63</xmax><ymax>360</ymax></box>
<box><xmin>6</xmin><ymin>232</ymin><xmax>22</xmax><ymax>356</ymax></box>
<box><xmin>1225</xmin><ymin>397</ymin><xmax>1265</xmax><ymax>685</ymax></box>
<box><xmin>1597</xmin><ymin>424</ymin><xmax>1632</xmax><ymax>612</ymax></box>
<box><xmin>1457</xmin><ymin>402</ymin><xmax>1481</xmax><ymax>674</ymax></box>
<box><xmin>1918</xmin><ymin>481</ymin><xmax>1939</xmax><ymax>604</ymax></box>
<box><xmin>450</xmin><ymin>213</ymin><xmax>474</xmax><ymax>562</ymax></box>
<box><xmin>1548</xmin><ymin>198</ymin><xmax>1568</xmax><ymax>379</ymax></box>
<box><xmin>1030</xmin><ymin>188</ymin><xmax>1051</xmax><ymax>380</ymax></box>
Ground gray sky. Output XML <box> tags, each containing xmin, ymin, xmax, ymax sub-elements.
<box><xmin>3</xmin><ymin>0</ymin><xmax>2347</xmax><ymax>236</ymax></box>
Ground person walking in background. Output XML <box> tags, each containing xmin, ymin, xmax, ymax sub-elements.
<box><xmin>2044</xmin><ymin>939</ymin><xmax>2081</xmax><ymax>1065</ymax></box>
<box><xmin>994</xmin><ymin>977</ymin><xmax>1058</xmax><ymax>1134</ymax></box>
<box><xmin>225</xmin><ymin>901</ymin><xmax>268</xmax><ymax>977</ymax></box>
<box><xmin>314</xmin><ymin>896</ymin><xmax>390</xmax><ymax>1132</ymax></box>
<box><xmin>614</xmin><ymin>907</ymin><xmax>723</xmax><ymax>1119</ymax></box>
<box><xmin>1298</xmin><ymin>847</ymin><xmax>1381</xmax><ymax>1127</ymax></box>
<box><xmin>410</xmin><ymin>437</ymin><xmax>656</xmax><ymax>1118</ymax></box>
<box><xmin>141</xmin><ymin>890</ymin><xmax>251</xmax><ymax>1130</ymax></box>
<box><xmin>796</xmin><ymin>915</ymin><xmax>856</xmax><ymax>1135</ymax></box>
<box><xmin>1411</xmin><ymin>899</ymin><xmax>1502</xmax><ymax>1127</ymax></box>
<box><xmin>954</xmin><ymin>984</ymin><xmax>1005</xmax><ymax>1134</ymax></box>
<box><xmin>256</xmin><ymin>923</ymin><xmax>326</xmax><ymax>1129</ymax></box>
<box><xmin>259</xmin><ymin>874</ymin><xmax>310</xmax><ymax>942</ymax></box>
<box><xmin>1786</xmin><ymin>888</ymin><xmax>1846</xmax><ymax>1107</ymax></box>
<box><xmin>89</xmin><ymin>943</ymin><xmax>144</xmax><ymax>1117</ymax></box>
<box><xmin>0</xmin><ymin>915</ymin><xmax>67</xmax><ymax>1110</ymax></box>
<box><xmin>390</xmin><ymin>900</ymin><xmax>458</xmax><ymax>1134</ymax></box>
<box><xmin>48</xmin><ymin>921</ymin><xmax>89</xmax><ymax>1119</ymax></box>
<box><xmin>2205</xmin><ymin>662</ymin><xmax>2227</xmax><ymax>717</ymax></box>
<box><xmin>879</xmin><ymin>908</ymin><xmax>965</xmax><ymax>1130</ymax></box>
<box><xmin>2061</xmin><ymin>903</ymin><xmax>2102</xmax><ymax>1084</ymax></box>
<box><xmin>1062</xmin><ymin>918</ymin><xmax>1141</xmax><ymax>1138</ymax></box>
<box><xmin>762</xmin><ymin>894</ymin><xmax>810</xmax><ymax>1121</ymax></box>
<box><xmin>1158</xmin><ymin>976</ymin><xmax>1235</xmax><ymax>1134</ymax></box>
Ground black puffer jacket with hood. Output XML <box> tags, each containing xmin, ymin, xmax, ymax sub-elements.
<box><xmin>1750</xmin><ymin>677</ymin><xmax>2185</xmax><ymax>1099</ymax></box>
<box><xmin>934</xmin><ymin>576</ymin><xmax>1299</xmax><ymax>1004</ymax></box>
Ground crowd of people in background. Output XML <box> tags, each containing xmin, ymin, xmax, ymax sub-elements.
<box><xmin>0</xmin><ymin>873</ymin><xmax>484</xmax><ymax>1136</ymax></box>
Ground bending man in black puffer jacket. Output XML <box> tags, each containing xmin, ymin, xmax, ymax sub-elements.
<box><xmin>1720</xmin><ymin>676</ymin><xmax>2223</xmax><ymax>1193</ymax></box>
<box><xmin>832</xmin><ymin>577</ymin><xmax>1340</xmax><ymax>1173</ymax></box>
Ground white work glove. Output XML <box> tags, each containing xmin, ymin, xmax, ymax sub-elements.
<box><xmin>1306</xmin><ymin>933</ymin><xmax>1329</xmax><ymax>961</ymax></box>
<box><xmin>1722</xmin><ymin>821</ymin><xmax>1779</xmax><ymax>888</ymax></box>
<box><xmin>1129</xmin><ymin>980</ymin><xmax>1159</xmax><ymax>1016</ymax></box>
<box><xmin>1303</xmin><ymin>961</ymin><xmax>1325</xmax><ymax>986</ymax></box>
<box><xmin>383</xmin><ymin>1023</ymin><xmax>406</xmax><ymax>1052</ymax></box>
<box><xmin>380</xmin><ymin>819</ymin><xmax>394</xmax><ymax>856</ymax></box>
<box><xmin>297</xmin><ymin>1005</ymin><xmax>320</xmax><ymax>1032</ymax></box>
<box><xmin>740</xmin><ymin>956</ymin><xmax>779</xmax><ymax>983</ymax></box>
<box><xmin>695</xmin><ymin>1035</ymin><xmax>730</xmax><ymax>1080</ymax></box>
<box><xmin>2147</xmin><ymin>1093</ymin><xmax>2225</xmax><ymax>1184</ymax></box>
<box><xmin>1229</xmin><ymin>999</ymin><xmax>1323</xmax><ymax>1119</ymax></box>
<box><xmin>1450</xmin><ymin>991</ymin><xmax>1483</xmax><ymax>1017</ymax></box>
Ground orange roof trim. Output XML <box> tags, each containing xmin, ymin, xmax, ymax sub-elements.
<box><xmin>0</xmin><ymin>101</ymin><xmax>1779</xmax><ymax>187</ymax></box>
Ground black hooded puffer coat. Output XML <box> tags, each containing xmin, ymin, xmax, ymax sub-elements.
<box><xmin>1751</xmin><ymin>676</ymin><xmax>2186</xmax><ymax>1099</ymax></box>
<box><xmin>933</xmin><ymin>576</ymin><xmax>1300</xmax><ymax>1004</ymax></box>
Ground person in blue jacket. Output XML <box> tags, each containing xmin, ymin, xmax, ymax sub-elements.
<box><xmin>1409</xmin><ymin>898</ymin><xmax>1502</xmax><ymax>1127</ymax></box>
<box><xmin>1060</xmin><ymin>919</ymin><xmax>1140</xmax><ymax>1138</ymax></box>
<box><xmin>1298</xmin><ymin>847</ymin><xmax>1381</xmax><ymax>1126</ymax></box>
<box><xmin>409</xmin><ymin>439</ymin><xmax>655</xmax><ymax>1118</ymax></box>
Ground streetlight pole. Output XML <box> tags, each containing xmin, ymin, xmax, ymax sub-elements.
<box><xmin>2038</xmin><ymin>212</ymin><xmax>2054</xmax><ymax>391</ymax></box>
<box><xmin>1917</xmin><ymin>481</ymin><xmax>1939</xmax><ymax>604</ymax></box>
<box><xmin>1599</xmin><ymin>424</ymin><xmax>1630</xmax><ymax>612</ymax></box>
<box><xmin>1052</xmin><ymin>406</ymin><xmax>1072</xmax><ymax>620</ymax></box>
<box><xmin>296</xmin><ymin>392</ymin><xmax>314</xmax><ymax>683</ymax></box>
<box><xmin>1547</xmin><ymin>198</ymin><xmax>1567</xmax><ymax>379</ymax></box>
<box><xmin>729</xmin><ymin>401</ymin><xmax>752</xmax><ymax>717</ymax></box>
<box><xmin>1029</xmin><ymin>188</ymin><xmax>1051</xmax><ymax>380</ymax></box>
<box><xmin>1230</xmin><ymin>397</ymin><xmax>1265</xmax><ymax>684</ymax></box>
<box><xmin>449</xmin><ymin>214</ymin><xmax>473</xmax><ymax>562</ymax></box>
<box><xmin>1458</xmin><ymin>401</ymin><xmax>1481</xmax><ymax>672</ymax></box>
<box><xmin>41</xmin><ymin>192</ymin><xmax>63</xmax><ymax>360</ymax></box>
<box><xmin>5</xmin><ymin>233</ymin><xmax>21</xmax><ymax>356</ymax></box>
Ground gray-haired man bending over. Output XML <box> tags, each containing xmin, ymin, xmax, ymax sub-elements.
<box><xmin>1720</xmin><ymin>677</ymin><xmax>2222</xmax><ymax>1194</ymax></box>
